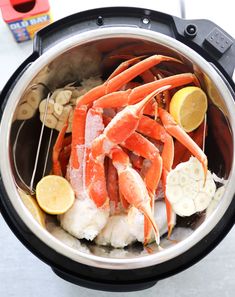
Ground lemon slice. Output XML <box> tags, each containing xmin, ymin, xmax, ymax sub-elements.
<box><xmin>36</xmin><ymin>175</ymin><xmax>75</xmax><ymax>215</ymax></box>
<box><xmin>170</xmin><ymin>86</ymin><xmax>208</xmax><ymax>132</ymax></box>
<box><xmin>203</xmin><ymin>74</ymin><xmax>227</xmax><ymax>114</ymax></box>
<box><xmin>18</xmin><ymin>189</ymin><xmax>46</xmax><ymax>228</ymax></box>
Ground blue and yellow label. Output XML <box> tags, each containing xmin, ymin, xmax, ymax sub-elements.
<box><xmin>8</xmin><ymin>12</ymin><xmax>52</xmax><ymax>42</ymax></box>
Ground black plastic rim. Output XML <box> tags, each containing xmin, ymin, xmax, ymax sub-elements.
<box><xmin>0</xmin><ymin>176</ymin><xmax>234</xmax><ymax>291</ymax></box>
<box><xmin>0</xmin><ymin>6</ymin><xmax>235</xmax><ymax>292</ymax></box>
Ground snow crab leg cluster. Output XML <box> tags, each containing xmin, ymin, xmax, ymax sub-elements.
<box><xmin>52</xmin><ymin>54</ymin><xmax>208</xmax><ymax>245</ymax></box>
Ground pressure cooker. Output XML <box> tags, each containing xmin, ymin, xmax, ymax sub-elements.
<box><xmin>0</xmin><ymin>7</ymin><xmax>234</xmax><ymax>292</ymax></box>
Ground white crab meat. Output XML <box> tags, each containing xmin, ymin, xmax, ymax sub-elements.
<box><xmin>127</xmin><ymin>200</ymin><xmax>176</xmax><ymax>243</ymax></box>
<box><xmin>166</xmin><ymin>157</ymin><xmax>216</xmax><ymax>217</ymax></box>
<box><xmin>95</xmin><ymin>201</ymin><xmax>173</xmax><ymax>248</ymax></box>
<box><xmin>59</xmin><ymin>197</ymin><xmax>109</xmax><ymax>241</ymax></box>
<box><xmin>206</xmin><ymin>185</ymin><xmax>225</xmax><ymax>218</ymax></box>
<box><xmin>95</xmin><ymin>215</ymin><xmax>136</xmax><ymax>248</ymax></box>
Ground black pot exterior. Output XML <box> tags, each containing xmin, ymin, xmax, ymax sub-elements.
<box><xmin>0</xmin><ymin>7</ymin><xmax>235</xmax><ymax>292</ymax></box>
<box><xmin>0</xmin><ymin>175</ymin><xmax>234</xmax><ymax>291</ymax></box>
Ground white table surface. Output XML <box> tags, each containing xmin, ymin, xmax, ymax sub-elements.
<box><xmin>0</xmin><ymin>0</ymin><xmax>234</xmax><ymax>296</ymax></box>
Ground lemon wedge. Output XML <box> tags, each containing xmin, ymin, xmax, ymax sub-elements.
<box><xmin>18</xmin><ymin>189</ymin><xmax>46</xmax><ymax>228</ymax></box>
<box><xmin>203</xmin><ymin>74</ymin><xmax>227</xmax><ymax>114</ymax></box>
<box><xmin>170</xmin><ymin>86</ymin><xmax>208</xmax><ymax>132</ymax></box>
<box><xmin>36</xmin><ymin>175</ymin><xmax>75</xmax><ymax>215</ymax></box>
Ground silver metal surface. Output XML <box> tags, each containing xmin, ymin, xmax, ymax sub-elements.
<box><xmin>29</xmin><ymin>93</ymin><xmax>52</xmax><ymax>194</ymax></box>
<box><xmin>0</xmin><ymin>27</ymin><xmax>234</xmax><ymax>270</ymax></box>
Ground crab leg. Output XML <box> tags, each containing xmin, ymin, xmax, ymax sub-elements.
<box><xmin>106</xmin><ymin>54</ymin><xmax>156</xmax><ymax>83</ymax></box>
<box><xmin>138</xmin><ymin>113</ymin><xmax>207</xmax><ymax>174</ymax></box>
<box><xmin>106</xmin><ymin>55</ymin><xmax>155</xmax><ymax>96</ymax></box>
<box><xmin>101</xmin><ymin>43</ymin><xmax>160</xmax><ymax>69</ymax></box>
<box><xmin>161</xmin><ymin>168</ymin><xmax>175</xmax><ymax>237</ymax></box>
<box><xmin>88</xmin><ymin>90</ymin><xmax>160</xmax><ymax>205</ymax></box>
<box><xmin>103</xmin><ymin>115</ymin><xmax>140</xmax><ymax>210</ymax></box>
<box><xmin>150</xmin><ymin>118</ymin><xmax>174</xmax><ymax>238</ymax></box>
<box><xmin>110</xmin><ymin>147</ymin><xmax>160</xmax><ymax>245</ymax></box>
<box><xmin>62</xmin><ymin>135</ymin><xmax>72</xmax><ymax>147</ymax></box>
<box><xmin>143</xmin><ymin>99</ymin><xmax>158</xmax><ymax>117</ymax></box>
<box><xmin>137</xmin><ymin>116</ymin><xmax>175</xmax><ymax>236</ymax></box>
<box><xmin>182</xmin><ymin>120</ymin><xmax>207</xmax><ymax>160</ymax></box>
<box><xmin>77</xmin><ymin>55</ymin><xmax>182</xmax><ymax>106</ymax></box>
<box><xmin>71</xmin><ymin>105</ymin><xmax>87</xmax><ymax>169</ymax></box>
<box><xmin>156</xmin><ymin>71</ymin><xmax>171</xmax><ymax>112</ymax></box>
<box><xmin>107</xmin><ymin>55</ymin><xmax>146</xmax><ymax>80</ymax></box>
<box><xmin>84</xmin><ymin>107</ymin><xmax>107</xmax><ymax>208</ymax></box>
<box><xmin>141</xmin><ymin>70</ymin><xmax>156</xmax><ymax>83</ymax></box>
<box><xmin>137</xmin><ymin>117</ymin><xmax>174</xmax><ymax>237</ymax></box>
<box><xmin>143</xmin><ymin>71</ymin><xmax>171</xmax><ymax>116</ymax></box>
<box><xmin>137</xmin><ymin>116</ymin><xmax>174</xmax><ymax>172</ymax></box>
<box><xmin>52</xmin><ymin>119</ymin><xmax>69</xmax><ymax>176</ymax></box>
<box><xmin>122</xmin><ymin>81</ymin><xmax>142</xmax><ymax>90</ymax></box>
<box><xmin>107</xmin><ymin>158</ymin><xmax>120</xmax><ymax>214</ymax></box>
<box><xmin>158</xmin><ymin>108</ymin><xmax>208</xmax><ymax>179</ymax></box>
<box><xmin>93</xmin><ymin>88</ymin><xmax>169</xmax><ymax>150</ymax></box>
<box><xmin>173</xmin><ymin>121</ymin><xmax>206</xmax><ymax>168</ymax></box>
<box><xmin>129</xmin><ymin>152</ymin><xmax>144</xmax><ymax>171</ymax></box>
<box><xmin>152</xmin><ymin>68</ymin><xmax>174</xmax><ymax>77</ymax></box>
<box><xmin>87</xmin><ymin>89</ymin><xmax>167</xmax><ymax>242</ymax></box>
<box><xmin>58</xmin><ymin>136</ymin><xmax>72</xmax><ymax>176</ymax></box>
<box><xmin>93</xmin><ymin>73</ymin><xmax>200</xmax><ymax>108</ymax></box>
<box><xmin>123</xmin><ymin>133</ymin><xmax>162</xmax><ymax>201</ymax></box>
<box><xmin>68</xmin><ymin>105</ymin><xmax>87</xmax><ymax>196</ymax></box>
<box><xmin>137</xmin><ymin>110</ymin><xmax>208</xmax><ymax>235</ymax></box>
<box><xmin>103</xmin><ymin>115</ymin><xmax>145</xmax><ymax>172</ymax></box>
<box><xmin>122</xmin><ymin>132</ymin><xmax>162</xmax><ymax>244</ymax></box>
<box><xmin>59</xmin><ymin>144</ymin><xmax>71</xmax><ymax>177</ymax></box>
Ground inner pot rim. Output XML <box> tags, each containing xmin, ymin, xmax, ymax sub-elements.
<box><xmin>0</xmin><ymin>27</ymin><xmax>234</xmax><ymax>270</ymax></box>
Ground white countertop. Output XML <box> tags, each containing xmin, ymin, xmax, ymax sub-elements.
<box><xmin>0</xmin><ymin>0</ymin><xmax>234</xmax><ymax>296</ymax></box>
<box><xmin>0</xmin><ymin>0</ymin><xmax>182</xmax><ymax>90</ymax></box>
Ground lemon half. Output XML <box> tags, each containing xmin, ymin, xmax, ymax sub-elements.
<box><xmin>18</xmin><ymin>190</ymin><xmax>46</xmax><ymax>228</ymax></box>
<box><xmin>36</xmin><ymin>175</ymin><xmax>75</xmax><ymax>215</ymax></box>
<box><xmin>170</xmin><ymin>86</ymin><xmax>208</xmax><ymax>132</ymax></box>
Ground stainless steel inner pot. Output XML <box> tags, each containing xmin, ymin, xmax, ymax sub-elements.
<box><xmin>0</xmin><ymin>27</ymin><xmax>234</xmax><ymax>270</ymax></box>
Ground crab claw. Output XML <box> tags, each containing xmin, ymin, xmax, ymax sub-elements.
<box><xmin>52</xmin><ymin>119</ymin><xmax>69</xmax><ymax>176</ymax></box>
<box><xmin>118</xmin><ymin>167</ymin><xmax>160</xmax><ymax>245</ymax></box>
<box><xmin>110</xmin><ymin>147</ymin><xmax>160</xmax><ymax>245</ymax></box>
<box><xmin>158</xmin><ymin>108</ymin><xmax>208</xmax><ymax>182</ymax></box>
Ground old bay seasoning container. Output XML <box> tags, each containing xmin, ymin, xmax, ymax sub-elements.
<box><xmin>0</xmin><ymin>0</ymin><xmax>52</xmax><ymax>42</ymax></box>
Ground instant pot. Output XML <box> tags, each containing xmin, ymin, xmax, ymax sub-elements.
<box><xmin>0</xmin><ymin>7</ymin><xmax>235</xmax><ymax>292</ymax></box>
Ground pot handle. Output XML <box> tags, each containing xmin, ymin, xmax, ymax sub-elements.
<box><xmin>0</xmin><ymin>53</ymin><xmax>38</xmax><ymax>114</ymax></box>
<box><xmin>33</xmin><ymin>7</ymin><xmax>235</xmax><ymax>81</ymax></box>
<box><xmin>172</xmin><ymin>16</ymin><xmax>235</xmax><ymax>80</ymax></box>
<box><xmin>52</xmin><ymin>267</ymin><xmax>157</xmax><ymax>292</ymax></box>
<box><xmin>32</xmin><ymin>7</ymin><xmax>177</xmax><ymax>55</ymax></box>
